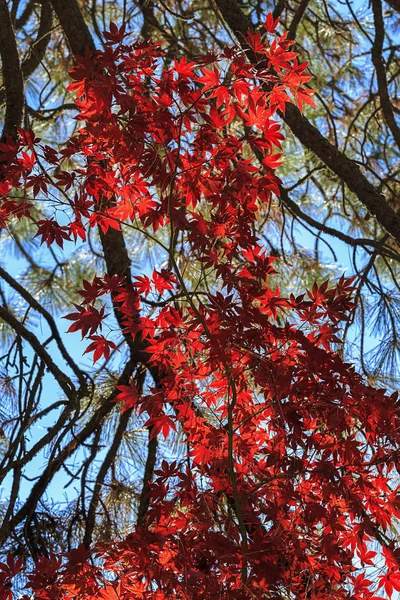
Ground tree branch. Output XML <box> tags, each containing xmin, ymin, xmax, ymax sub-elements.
<box><xmin>20</xmin><ymin>0</ymin><xmax>53</xmax><ymax>81</ymax></box>
<box><xmin>0</xmin><ymin>0</ymin><xmax>24</xmax><ymax>140</ymax></box>
<box><xmin>279</xmin><ymin>186</ymin><xmax>400</xmax><ymax>261</ymax></box>
<box><xmin>0</xmin><ymin>304</ymin><xmax>76</xmax><ymax>400</ymax></box>
<box><xmin>0</xmin><ymin>264</ymin><xmax>89</xmax><ymax>393</ymax></box>
<box><xmin>272</xmin><ymin>0</ymin><xmax>286</xmax><ymax>20</ymax></box>
<box><xmin>136</xmin><ymin>428</ymin><xmax>158</xmax><ymax>527</ymax></box>
<box><xmin>0</xmin><ymin>357</ymin><xmax>137</xmax><ymax>546</ymax></box>
<box><xmin>287</xmin><ymin>0</ymin><xmax>310</xmax><ymax>40</ymax></box>
<box><xmin>371</xmin><ymin>0</ymin><xmax>400</xmax><ymax>149</ymax></box>
<box><xmin>15</xmin><ymin>0</ymin><xmax>34</xmax><ymax>28</ymax></box>
<box><xmin>83</xmin><ymin>406</ymin><xmax>132</xmax><ymax>547</ymax></box>
<box><xmin>50</xmin><ymin>0</ymin><xmax>95</xmax><ymax>55</ymax></box>
<box><xmin>384</xmin><ymin>0</ymin><xmax>400</xmax><ymax>13</ymax></box>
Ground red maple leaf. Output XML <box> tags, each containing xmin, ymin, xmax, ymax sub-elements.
<box><xmin>63</xmin><ymin>304</ymin><xmax>107</xmax><ymax>338</ymax></box>
<box><xmin>83</xmin><ymin>335</ymin><xmax>119</xmax><ymax>363</ymax></box>
<box><xmin>114</xmin><ymin>381</ymin><xmax>140</xmax><ymax>412</ymax></box>
<box><xmin>197</xmin><ymin>67</ymin><xmax>220</xmax><ymax>91</ymax></box>
<box><xmin>35</xmin><ymin>219</ymin><xmax>71</xmax><ymax>248</ymax></box>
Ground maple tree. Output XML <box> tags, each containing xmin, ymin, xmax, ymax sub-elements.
<box><xmin>0</xmin><ymin>11</ymin><xmax>400</xmax><ymax>600</ymax></box>
<box><xmin>3</xmin><ymin>0</ymin><xmax>400</xmax><ymax>387</ymax></box>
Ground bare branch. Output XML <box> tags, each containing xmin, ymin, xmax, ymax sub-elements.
<box><xmin>279</xmin><ymin>186</ymin><xmax>400</xmax><ymax>261</ymax></box>
<box><xmin>0</xmin><ymin>357</ymin><xmax>137</xmax><ymax>546</ymax></box>
<box><xmin>287</xmin><ymin>0</ymin><xmax>310</xmax><ymax>40</ymax></box>
<box><xmin>384</xmin><ymin>0</ymin><xmax>400</xmax><ymax>13</ymax></box>
<box><xmin>83</xmin><ymin>406</ymin><xmax>132</xmax><ymax>546</ymax></box>
<box><xmin>20</xmin><ymin>0</ymin><xmax>53</xmax><ymax>80</ymax></box>
<box><xmin>136</xmin><ymin>429</ymin><xmax>157</xmax><ymax>527</ymax></box>
<box><xmin>371</xmin><ymin>0</ymin><xmax>400</xmax><ymax>149</ymax></box>
<box><xmin>0</xmin><ymin>264</ymin><xmax>89</xmax><ymax>392</ymax></box>
<box><xmin>0</xmin><ymin>304</ymin><xmax>76</xmax><ymax>400</ymax></box>
<box><xmin>0</xmin><ymin>0</ymin><xmax>24</xmax><ymax>140</ymax></box>
<box><xmin>15</xmin><ymin>0</ymin><xmax>34</xmax><ymax>28</ymax></box>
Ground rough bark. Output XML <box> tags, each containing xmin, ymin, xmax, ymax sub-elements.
<box><xmin>0</xmin><ymin>0</ymin><xmax>24</xmax><ymax>140</ymax></box>
<box><xmin>50</xmin><ymin>0</ymin><xmax>95</xmax><ymax>55</ymax></box>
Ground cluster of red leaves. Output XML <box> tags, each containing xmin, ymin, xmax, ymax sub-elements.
<box><xmin>1</xmin><ymin>15</ymin><xmax>400</xmax><ymax>600</ymax></box>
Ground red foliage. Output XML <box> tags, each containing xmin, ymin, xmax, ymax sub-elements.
<box><xmin>0</xmin><ymin>16</ymin><xmax>399</xmax><ymax>600</ymax></box>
